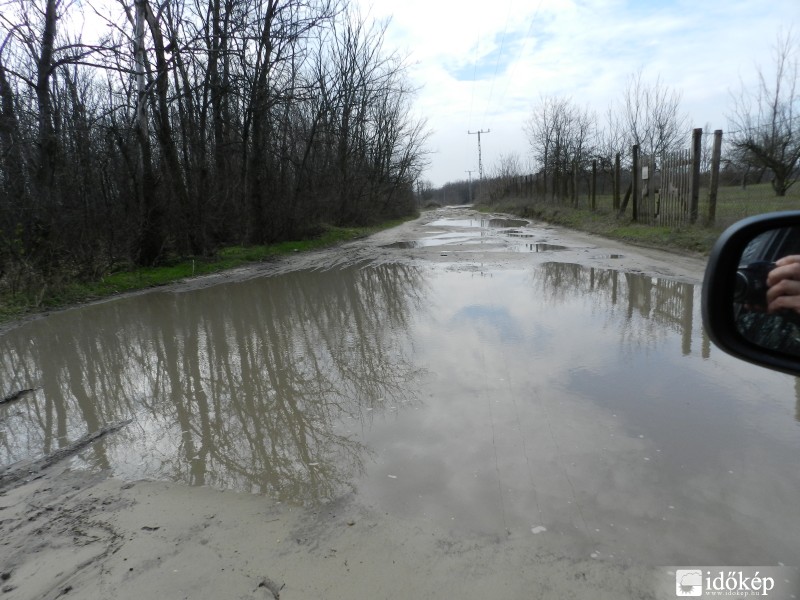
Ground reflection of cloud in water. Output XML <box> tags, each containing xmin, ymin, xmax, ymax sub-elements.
<box><xmin>449</xmin><ymin>305</ymin><xmax>522</xmax><ymax>342</ymax></box>
<box><xmin>359</xmin><ymin>263</ymin><xmax>800</xmax><ymax>564</ymax></box>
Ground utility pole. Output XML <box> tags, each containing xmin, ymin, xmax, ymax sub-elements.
<box><xmin>467</xmin><ymin>129</ymin><xmax>490</xmax><ymax>181</ymax></box>
<box><xmin>465</xmin><ymin>170</ymin><xmax>474</xmax><ymax>203</ymax></box>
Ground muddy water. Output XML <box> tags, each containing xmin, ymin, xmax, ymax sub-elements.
<box><xmin>2</xmin><ymin>257</ymin><xmax>799</xmax><ymax>565</ymax></box>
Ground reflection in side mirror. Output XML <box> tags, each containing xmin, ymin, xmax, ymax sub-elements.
<box><xmin>703</xmin><ymin>212</ymin><xmax>800</xmax><ymax>376</ymax></box>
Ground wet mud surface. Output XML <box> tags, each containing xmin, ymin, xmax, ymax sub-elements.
<box><xmin>1</xmin><ymin>207</ymin><xmax>799</xmax><ymax>599</ymax></box>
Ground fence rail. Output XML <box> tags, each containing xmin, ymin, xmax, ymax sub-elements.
<box><xmin>495</xmin><ymin>129</ymin><xmax>724</xmax><ymax>227</ymax></box>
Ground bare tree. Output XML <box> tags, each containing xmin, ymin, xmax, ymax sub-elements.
<box><xmin>593</xmin><ymin>108</ymin><xmax>628</xmax><ymax>197</ymax></box>
<box><xmin>0</xmin><ymin>0</ymin><xmax>119</xmax><ymax>270</ymax></box>
<box><xmin>0</xmin><ymin>35</ymin><xmax>28</xmax><ymax>227</ymax></box>
<box><xmin>524</xmin><ymin>95</ymin><xmax>559</xmax><ymax>198</ymax></box>
<box><xmin>727</xmin><ymin>30</ymin><xmax>799</xmax><ymax>196</ymax></box>
<box><xmin>0</xmin><ymin>0</ymin><xmax>429</xmax><ymax>300</ymax></box>
<box><xmin>524</xmin><ymin>95</ymin><xmax>596</xmax><ymax>202</ymax></box>
<box><xmin>619</xmin><ymin>68</ymin><xmax>689</xmax><ymax>159</ymax></box>
<box><xmin>481</xmin><ymin>152</ymin><xmax>522</xmax><ymax>202</ymax></box>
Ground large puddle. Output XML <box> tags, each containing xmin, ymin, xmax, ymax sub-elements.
<box><xmin>426</xmin><ymin>217</ymin><xmax>528</xmax><ymax>228</ymax></box>
<box><xmin>382</xmin><ymin>217</ymin><xmax>565</xmax><ymax>252</ymax></box>
<box><xmin>2</xmin><ymin>261</ymin><xmax>799</xmax><ymax>565</ymax></box>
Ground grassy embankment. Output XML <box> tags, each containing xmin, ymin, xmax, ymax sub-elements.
<box><xmin>0</xmin><ymin>218</ymin><xmax>414</xmax><ymax>322</ymax></box>
<box><xmin>480</xmin><ymin>183</ymin><xmax>800</xmax><ymax>255</ymax></box>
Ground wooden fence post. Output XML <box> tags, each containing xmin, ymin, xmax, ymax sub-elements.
<box><xmin>591</xmin><ymin>160</ymin><xmax>597</xmax><ymax>211</ymax></box>
<box><xmin>632</xmin><ymin>145</ymin><xmax>639</xmax><ymax>222</ymax></box>
<box><xmin>649</xmin><ymin>154</ymin><xmax>656</xmax><ymax>223</ymax></box>
<box><xmin>690</xmin><ymin>128</ymin><xmax>702</xmax><ymax>224</ymax></box>
<box><xmin>613</xmin><ymin>152</ymin><xmax>621</xmax><ymax>210</ymax></box>
<box><xmin>708</xmin><ymin>129</ymin><xmax>722</xmax><ymax>226</ymax></box>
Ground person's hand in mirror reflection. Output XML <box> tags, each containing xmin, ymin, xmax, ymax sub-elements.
<box><xmin>767</xmin><ymin>256</ymin><xmax>800</xmax><ymax>314</ymax></box>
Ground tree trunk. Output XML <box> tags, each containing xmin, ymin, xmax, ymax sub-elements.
<box><xmin>35</xmin><ymin>0</ymin><xmax>58</xmax><ymax>198</ymax></box>
<box><xmin>0</xmin><ymin>56</ymin><xmax>27</xmax><ymax>213</ymax></box>
<box><xmin>143</xmin><ymin>0</ymin><xmax>195</xmax><ymax>255</ymax></box>
<box><xmin>134</xmin><ymin>0</ymin><xmax>164</xmax><ymax>266</ymax></box>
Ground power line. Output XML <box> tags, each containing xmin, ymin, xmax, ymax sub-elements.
<box><xmin>495</xmin><ymin>0</ymin><xmax>545</xmax><ymax>129</ymax></box>
<box><xmin>480</xmin><ymin>1</ymin><xmax>514</xmax><ymax>128</ymax></box>
<box><xmin>467</xmin><ymin>32</ymin><xmax>481</xmax><ymax>131</ymax></box>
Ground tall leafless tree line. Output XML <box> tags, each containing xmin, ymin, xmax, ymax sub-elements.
<box><xmin>520</xmin><ymin>71</ymin><xmax>689</xmax><ymax>205</ymax></box>
<box><xmin>0</xmin><ymin>0</ymin><xmax>428</xmax><ymax>291</ymax></box>
<box><xmin>523</xmin><ymin>95</ymin><xmax>597</xmax><ymax>201</ymax></box>
<box><xmin>506</xmin><ymin>34</ymin><xmax>799</xmax><ymax>206</ymax></box>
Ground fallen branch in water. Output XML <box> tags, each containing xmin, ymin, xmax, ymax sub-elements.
<box><xmin>0</xmin><ymin>419</ymin><xmax>133</xmax><ymax>490</ymax></box>
<box><xmin>0</xmin><ymin>388</ymin><xmax>38</xmax><ymax>405</ymax></box>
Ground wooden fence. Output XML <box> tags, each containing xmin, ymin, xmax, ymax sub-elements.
<box><xmin>498</xmin><ymin>129</ymin><xmax>723</xmax><ymax>227</ymax></box>
<box><xmin>631</xmin><ymin>129</ymin><xmax>722</xmax><ymax>226</ymax></box>
<box><xmin>637</xmin><ymin>149</ymin><xmax>693</xmax><ymax>226</ymax></box>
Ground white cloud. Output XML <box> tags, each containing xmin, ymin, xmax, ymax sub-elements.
<box><xmin>357</xmin><ymin>0</ymin><xmax>800</xmax><ymax>186</ymax></box>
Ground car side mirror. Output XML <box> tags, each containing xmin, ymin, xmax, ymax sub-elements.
<box><xmin>703</xmin><ymin>211</ymin><xmax>800</xmax><ymax>376</ymax></box>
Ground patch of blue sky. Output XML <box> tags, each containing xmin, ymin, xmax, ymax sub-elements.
<box><xmin>447</xmin><ymin>30</ymin><xmax>531</xmax><ymax>82</ymax></box>
<box><xmin>449</xmin><ymin>305</ymin><xmax>523</xmax><ymax>342</ymax></box>
<box><xmin>622</xmin><ymin>0</ymin><xmax>682</xmax><ymax>16</ymax></box>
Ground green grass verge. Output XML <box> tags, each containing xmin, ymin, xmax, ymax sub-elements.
<box><xmin>481</xmin><ymin>183</ymin><xmax>800</xmax><ymax>256</ymax></box>
<box><xmin>0</xmin><ymin>217</ymin><xmax>415</xmax><ymax>323</ymax></box>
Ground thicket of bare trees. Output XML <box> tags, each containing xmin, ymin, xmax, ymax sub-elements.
<box><xmin>0</xmin><ymin>0</ymin><xmax>428</xmax><ymax>292</ymax></box>
<box><xmin>523</xmin><ymin>96</ymin><xmax>596</xmax><ymax>201</ymax></box>
<box><xmin>519</xmin><ymin>72</ymin><xmax>689</xmax><ymax>205</ymax></box>
<box><xmin>486</xmin><ymin>36</ymin><xmax>798</xmax><ymax>207</ymax></box>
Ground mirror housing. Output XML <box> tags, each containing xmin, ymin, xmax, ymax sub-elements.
<box><xmin>703</xmin><ymin>211</ymin><xmax>800</xmax><ymax>376</ymax></box>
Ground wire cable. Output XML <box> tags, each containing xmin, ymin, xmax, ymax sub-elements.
<box><xmin>495</xmin><ymin>0</ymin><xmax>545</xmax><ymax>114</ymax></box>
<box><xmin>480</xmin><ymin>0</ymin><xmax>514</xmax><ymax>128</ymax></box>
<box><xmin>467</xmin><ymin>32</ymin><xmax>481</xmax><ymax>132</ymax></box>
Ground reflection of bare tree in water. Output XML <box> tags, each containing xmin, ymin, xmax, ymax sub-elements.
<box><xmin>0</xmin><ymin>264</ymin><xmax>425</xmax><ymax>505</ymax></box>
<box><xmin>532</xmin><ymin>262</ymin><xmax>700</xmax><ymax>355</ymax></box>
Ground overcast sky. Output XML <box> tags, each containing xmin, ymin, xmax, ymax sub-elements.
<box><xmin>355</xmin><ymin>0</ymin><xmax>799</xmax><ymax>187</ymax></box>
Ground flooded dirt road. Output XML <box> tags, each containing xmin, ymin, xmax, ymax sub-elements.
<box><xmin>1</xmin><ymin>207</ymin><xmax>799</xmax><ymax>599</ymax></box>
